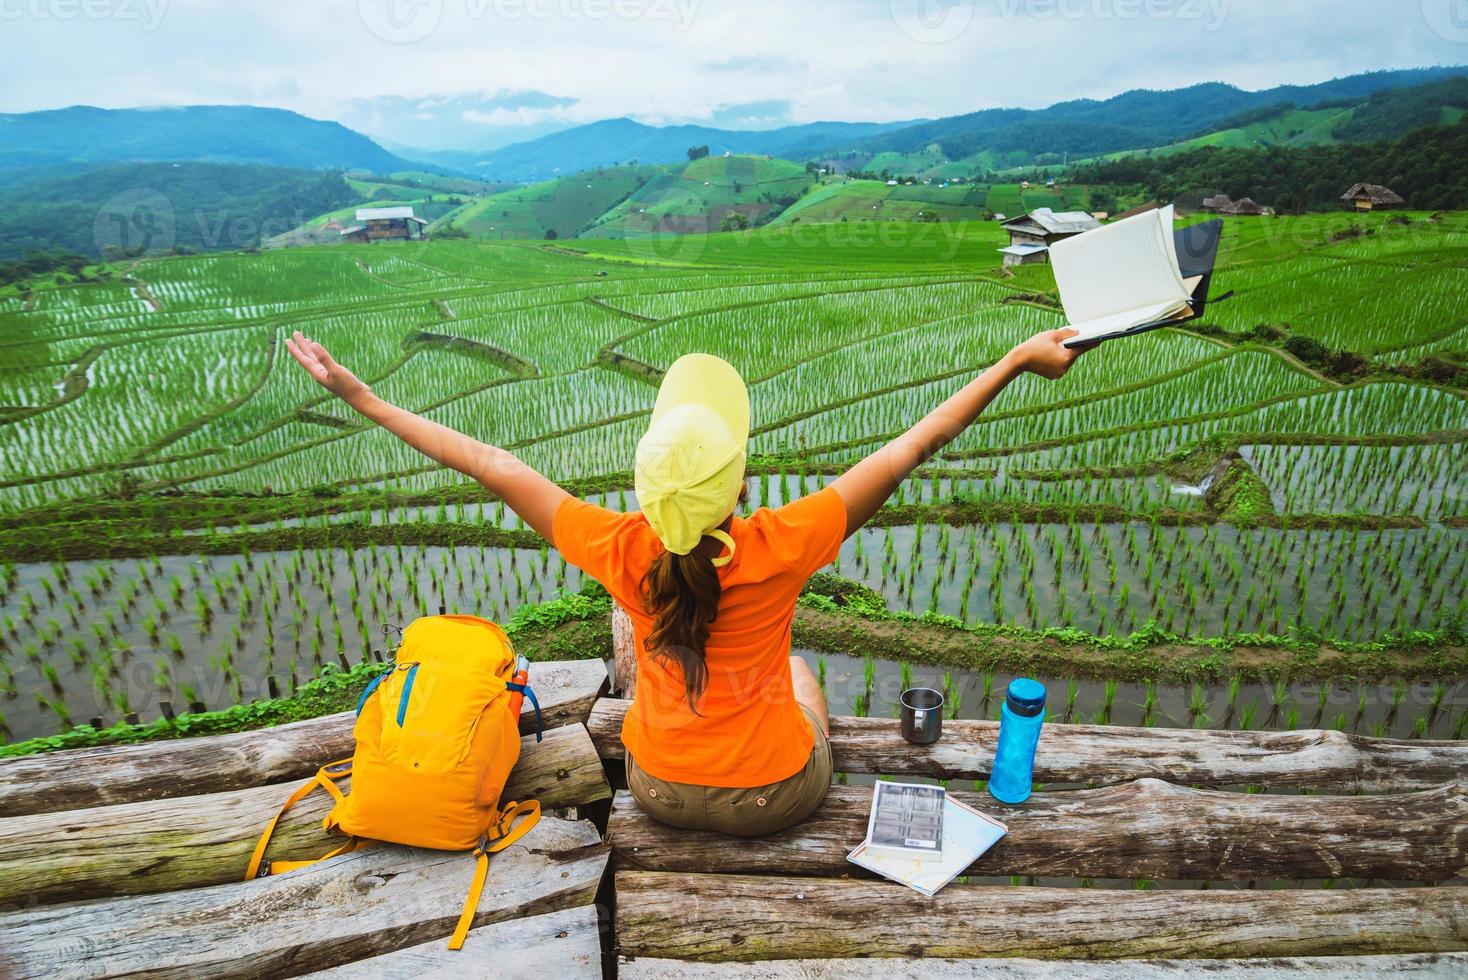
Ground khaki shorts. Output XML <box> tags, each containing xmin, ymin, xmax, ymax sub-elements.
<box><xmin>626</xmin><ymin>705</ymin><xmax>833</xmax><ymax>837</ymax></box>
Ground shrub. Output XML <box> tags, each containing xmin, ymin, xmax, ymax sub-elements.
<box><xmin>1283</xmin><ymin>334</ymin><xmax>1327</xmax><ymax>363</ymax></box>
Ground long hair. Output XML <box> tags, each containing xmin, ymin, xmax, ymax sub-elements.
<box><xmin>641</xmin><ymin>485</ymin><xmax>746</xmax><ymax>711</ymax></box>
<box><xmin>641</xmin><ymin>549</ymin><xmax>720</xmax><ymax>711</ymax></box>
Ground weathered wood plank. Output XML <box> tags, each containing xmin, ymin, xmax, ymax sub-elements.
<box><xmin>616</xmin><ymin>871</ymin><xmax>1468</xmax><ymax>961</ymax></box>
<box><xmin>0</xmin><ymin>659</ymin><xmax>607</xmax><ymax>817</ymax></box>
<box><xmin>612</xmin><ymin>601</ymin><xmax>637</xmax><ymax>699</ymax></box>
<box><xmin>609</xmin><ymin>781</ymin><xmax>1468</xmax><ymax>882</ymax></box>
<box><xmin>620</xmin><ymin>952</ymin><xmax>1468</xmax><ymax>979</ymax></box>
<box><xmin>0</xmin><ymin>817</ymin><xmax>607</xmax><ymax>980</ymax></box>
<box><xmin>588</xmin><ymin>698</ymin><xmax>1468</xmax><ymax>791</ymax></box>
<box><xmin>302</xmin><ymin>904</ymin><xmax>602</xmax><ymax>979</ymax></box>
<box><xmin>0</xmin><ymin>723</ymin><xmax>609</xmax><ymax>907</ymax></box>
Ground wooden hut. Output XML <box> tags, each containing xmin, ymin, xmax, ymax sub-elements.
<box><xmin>997</xmin><ymin>208</ymin><xmax>1100</xmax><ymax>266</ymax></box>
<box><xmin>1342</xmin><ymin>183</ymin><xmax>1406</xmax><ymax>212</ymax></box>
<box><xmin>1203</xmin><ymin>194</ymin><xmax>1273</xmax><ymax>216</ymax></box>
<box><xmin>341</xmin><ymin>206</ymin><xmax>428</xmax><ymax>243</ymax></box>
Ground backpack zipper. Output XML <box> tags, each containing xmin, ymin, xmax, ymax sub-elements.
<box><xmin>395</xmin><ymin>661</ymin><xmax>420</xmax><ymax>728</ymax></box>
<box><xmin>354</xmin><ymin>671</ymin><xmax>387</xmax><ymax>717</ymax></box>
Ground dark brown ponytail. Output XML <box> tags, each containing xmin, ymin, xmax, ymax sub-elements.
<box><xmin>641</xmin><ymin>549</ymin><xmax>720</xmax><ymax>711</ymax></box>
<box><xmin>640</xmin><ymin>485</ymin><xmax>747</xmax><ymax>711</ymax></box>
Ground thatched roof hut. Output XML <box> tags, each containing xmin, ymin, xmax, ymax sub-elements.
<box><xmin>1342</xmin><ymin>183</ymin><xmax>1406</xmax><ymax>211</ymax></box>
<box><xmin>1202</xmin><ymin>194</ymin><xmax>1272</xmax><ymax>216</ymax></box>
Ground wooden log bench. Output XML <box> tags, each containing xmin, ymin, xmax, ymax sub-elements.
<box><xmin>591</xmin><ymin>696</ymin><xmax>1468</xmax><ymax>971</ymax></box>
<box><xmin>0</xmin><ymin>661</ymin><xmax>613</xmax><ymax>978</ymax></box>
<box><xmin>617</xmin><ymin>869</ymin><xmax>1468</xmax><ymax>960</ymax></box>
<box><xmin>589</xmin><ymin>697</ymin><xmax>1468</xmax><ymax>792</ymax></box>
<box><xmin>620</xmin><ymin>953</ymin><xmax>1468</xmax><ymax>978</ymax></box>
<box><xmin>0</xmin><ymin>659</ymin><xmax>607</xmax><ymax>817</ymax></box>
<box><xmin>299</xmin><ymin>904</ymin><xmax>603</xmax><ymax>979</ymax></box>
<box><xmin>0</xmin><ymin>816</ymin><xmax>608</xmax><ymax>979</ymax></box>
<box><xmin>7</xmin><ymin>662</ymin><xmax>1468</xmax><ymax>976</ymax></box>
<box><xmin>0</xmin><ymin>723</ymin><xmax>610</xmax><ymax>906</ymax></box>
<box><xmin>609</xmin><ymin>780</ymin><xmax>1468</xmax><ymax>881</ymax></box>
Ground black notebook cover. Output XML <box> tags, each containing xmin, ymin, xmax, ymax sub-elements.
<box><xmin>1062</xmin><ymin>217</ymin><xmax>1224</xmax><ymax>348</ymax></box>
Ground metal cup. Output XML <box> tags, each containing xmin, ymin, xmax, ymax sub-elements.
<box><xmin>900</xmin><ymin>687</ymin><xmax>945</xmax><ymax>745</ymax></box>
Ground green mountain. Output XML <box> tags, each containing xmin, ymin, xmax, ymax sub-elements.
<box><xmin>420</xmin><ymin>67</ymin><xmax>1466</xmax><ymax>185</ymax></box>
<box><xmin>0</xmin><ymin>105</ymin><xmax>427</xmax><ymax>178</ymax></box>
<box><xmin>1049</xmin><ymin>75</ymin><xmax>1468</xmax><ymax>177</ymax></box>
<box><xmin>854</xmin><ymin>67</ymin><xmax>1468</xmax><ymax>165</ymax></box>
<box><xmin>426</xmin><ymin>118</ymin><xmax>924</xmax><ymax>182</ymax></box>
<box><xmin>1074</xmin><ymin>115</ymin><xmax>1468</xmax><ymax>212</ymax></box>
<box><xmin>435</xmin><ymin>164</ymin><xmax>661</xmax><ymax>239</ymax></box>
<box><xmin>0</xmin><ymin>162</ymin><xmax>357</xmax><ymax>260</ymax></box>
<box><xmin>1332</xmin><ymin>76</ymin><xmax>1468</xmax><ymax>142</ymax></box>
<box><xmin>582</xmin><ymin>156</ymin><xmax>816</xmax><ymax>236</ymax></box>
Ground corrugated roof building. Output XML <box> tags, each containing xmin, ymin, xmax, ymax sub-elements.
<box><xmin>997</xmin><ymin>208</ymin><xmax>1101</xmax><ymax>266</ymax></box>
<box><xmin>342</xmin><ymin>206</ymin><xmax>428</xmax><ymax>243</ymax></box>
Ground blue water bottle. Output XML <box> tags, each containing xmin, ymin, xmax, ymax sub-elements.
<box><xmin>988</xmin><ymin>678</ymin><xmax>1047</xmax><ymax>804</ymax></box>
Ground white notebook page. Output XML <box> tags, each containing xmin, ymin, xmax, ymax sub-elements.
<box><xmin>1050</xmin><ymin>205</ymin><xmax>1189</xmax><ymax>328</ymax></box>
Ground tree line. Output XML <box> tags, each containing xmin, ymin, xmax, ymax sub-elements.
<box><xmin>0</xmin><ymin>162</ymin><xmax>357</xmax><ymax>261</ymax></box>
<box><xmin>1071</xmin><ymin>117</ymin><xmax>1468</xmax><ymax>213</ymax></box>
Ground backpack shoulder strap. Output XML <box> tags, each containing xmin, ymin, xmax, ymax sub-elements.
<box><xmin>244</xmin><ymin>759</ymin><xmax>357</xmax><ymax>880</ymax></box>
<box><xmin>448</xmin><ymin>800</ymin><xmax>541</xmax><ymax>950</ymax></box>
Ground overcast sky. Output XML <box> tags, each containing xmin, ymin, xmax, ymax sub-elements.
<box><xmin>3</xmin><ymin>0</ymin><xmax>1466</xmax><ymax>149</ymax></box>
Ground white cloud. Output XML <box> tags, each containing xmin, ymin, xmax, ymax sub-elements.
<box><xmin>0</xmin><ymin>0</ymin><xmax>1463</xmax><ymax>136</ymax></box>
<box><xmin>461</xmin><ymin>105</ymin><xmax>577</xmax><ymax>127</ymax></box>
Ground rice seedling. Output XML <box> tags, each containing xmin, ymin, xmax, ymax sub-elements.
<box><xmin>1188</xmin><ymin>683</ymin><xmax>1211</xmax><ymax>729</ymax></box>
<box><xmin>1063</xmin><ymin>680</ymin><xmax>1080</xmax><ymax>724</ymax></box>
<box><xmin>1093</xmin><ymin>679</ymin><xmax>1119</xmax><ymax>725</ymax></box>
<box><xmin>1</xmin><ymin>233</ymin><xmax>1465</xmax><ymax>740</ymax></box>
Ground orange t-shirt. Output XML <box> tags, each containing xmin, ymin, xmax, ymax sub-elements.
<box><xmin>553</xmin><ymin>486</ymin><xmax>847</xmax><ymax>787</ymax></box>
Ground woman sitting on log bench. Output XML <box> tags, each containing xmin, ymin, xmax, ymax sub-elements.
<box><xmin>285</xmin><ymin>327</ymin><xmax>1087</xmax><ymax>836</ymax></box>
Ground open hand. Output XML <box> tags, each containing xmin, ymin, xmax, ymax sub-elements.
<box><xmin>1008</xmin><ymin>329</ymin><xmax>1093</xmax><ymax>380</ymax></box>
<box><xmin>284</xmin><ymin>330</ymin><xmax>371</xmax><ymax>404</ymax></box>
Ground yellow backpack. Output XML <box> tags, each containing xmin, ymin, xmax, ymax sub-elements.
<box><xmin>245</xmin><ymin>615</ymin><xmax>543</xmax><ymax>949</ymax></box>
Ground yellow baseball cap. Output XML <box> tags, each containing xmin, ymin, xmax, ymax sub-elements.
<box><xmin>635</xmin><ymin>353</ymin><xmax>749</xmax><ymax>565</ymax></box>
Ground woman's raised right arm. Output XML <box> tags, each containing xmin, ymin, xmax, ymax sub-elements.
<box><xmin>285</xmin><ymin>331</ymin><xmax>570</xmax><ymax>541</ymax></box>
<box><xmin>828</xmin><ymin>329</ymin><xmax>1088</xmax><ymax>537</ymax></box>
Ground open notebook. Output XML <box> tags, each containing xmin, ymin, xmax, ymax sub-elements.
<box><xmin>1050</xmin><ymin>205</ymin><xmax>1222</xmax><ymax>349</ymax></box>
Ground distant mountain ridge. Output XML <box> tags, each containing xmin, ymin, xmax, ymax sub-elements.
<box><xmin>415</xmin><ymin>117</ymin><xmax>927</xmax><ymax>182</ymax></box>
<box><xmin>833</xmin><ymin>67</ymin><xmax>1468</xmax><ymax>162</ymax></box>
<box><xmin>443</xmin><ymin>66</ymin><xmax>1468</xmax><ymax>181</ymax></box>
<box><xmin>5</xmin><ymin>67</ymin><xmax>1462</xmax><ymax>187</ymax></box>
<box><xmin>0</xmin><ymin>105</ymin><xmax>427</xmax><ymax>178</ymax></box>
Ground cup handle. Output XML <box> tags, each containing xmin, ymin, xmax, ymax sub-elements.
<box><xmin>913</xmin><ymin>709</ymin><xmax>926</xmax><ymax>725</ymax></box>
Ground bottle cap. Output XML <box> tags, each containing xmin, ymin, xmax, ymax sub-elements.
<box><xmin>1005</xmin><ymin>678</ymin><xmax>1046</xmax><ymax>717</ymax></box>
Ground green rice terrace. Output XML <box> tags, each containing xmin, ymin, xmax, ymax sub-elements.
<box><xmin>0</xmin><ymin>209</ymin><xmax>1465</xmax><ymax>752</ymax></box>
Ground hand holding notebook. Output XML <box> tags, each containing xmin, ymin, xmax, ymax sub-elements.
<box><xmin>1049</xmin><ymin>205</ymin><xmax>1223</xmax><ymax>349</ymax></box>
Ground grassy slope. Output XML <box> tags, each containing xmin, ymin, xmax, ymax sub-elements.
<box><xmin>561</xmin><ymin>219</ymin><xmax>1010</xmax><ymax>271</ymax></box>
<box><xmin>437</xmin><ymin>164</ymin><xmax>657</xmax><ymax>239</ymax></box>
<box><xmin>1035</xmin><ymin>99</ymin><xmax>1465</xmax><ymax>174</ymax></box>
<box><xmin>773</xmin><ymin>177</ymin><xmax>990</xmax><ymax>225</ymax></box>
<box><xmin>582</xmin><ymin>155</ymin><xmax>815</xmax><ymax>237</ymax></box>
